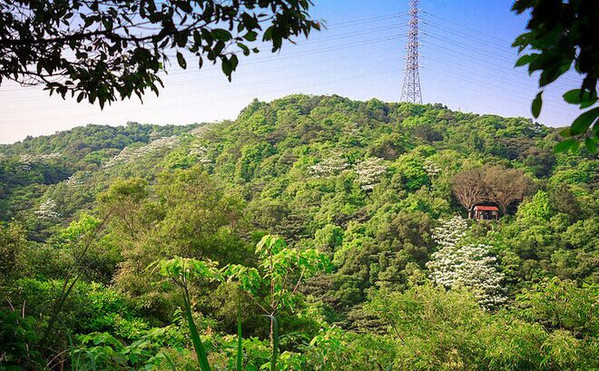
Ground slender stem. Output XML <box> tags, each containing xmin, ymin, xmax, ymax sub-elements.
<box><xmin>182</xmin><ymin>282</ymin><xmax>211</xmax><ymax>371</ymax></box>
<box><xmin>236</xmin><ymin>302</ymin><xmax>243</xmax><ymax>371</ymax></box>
<box><xmin>291</xmin><ymin>268</ymin><xmax>306</xmax><ymax>295</ymax></box>
<box><xmin>270</xmin><ymin>315</ymin><xmax>278</xmax><ymax>371</ymax></box>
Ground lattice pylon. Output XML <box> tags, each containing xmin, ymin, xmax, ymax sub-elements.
<box><xmin>400</xmin><ymin>0</ymin><xmax>422</xmax><ymax>104</ymax></box>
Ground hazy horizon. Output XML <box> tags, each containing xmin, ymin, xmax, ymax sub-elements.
<box><xmin>1</xmin><ymin>93</ymin><xmax>568</xmax><ymax>145</ymax></box>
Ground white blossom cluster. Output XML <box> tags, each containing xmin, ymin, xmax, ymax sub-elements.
<box><xmin>19</xmin><ymin>152</ymin><xmax>61</xmax><ymax>163</ymax></box>
<box><xmin>148</xmin><ymin>129</ymin><xmax>162</xmax><ymax>141</ymax></box>
<box><xmin>308</xmin><ymin>156</ymin><xmax>388</xmax><ymax>191</ymax></box>
<box><xmin>355</xmin><ymin>157</ymin><xmax>387</xmax><ymax>191</ymax></box>
<box><xmin>103</xmin><ymin>147</ymin><xmax>133</xmax><ymax>168</ymax></box>
<box><xmin>18</xmin><ymin>152</ymin><xmax>61</xmax><ymax>171</ymax></box>
<box><xmin>103</xmin><ymin>136</ymin><xmax>180</xmax><ymax>168</ymax></box>
<box><xmin>35</xmin><ymin>199</ymin><xmax>61</xmax><ymax>220</ymax></box>
<box><xmin>432</xmin><ymin>215</ymin><xmax>468</xmax><ymax>248</ymax></box>
<box><xmin>189</xmin><ymin>144</ymin><xmax>211</xmax><ymax>164</ymax></box>
<box><xmin>427</xmin><ymin>215</ymin><xmax>506</xmax><ymax>309</ymax></box>
<box><xmin>309</xmin><ymin>156</ymin><xmax>349</xmax><ymax>177</ymax></box>
<box><xmin>65</xmin><ymin>171</ymin><xmax>90</xmax><ymax>187</ymax></box>
<box><xmin>423</xmin><ymin>160</ymin><xmax>441</xmax><ymax>178</ymax></box>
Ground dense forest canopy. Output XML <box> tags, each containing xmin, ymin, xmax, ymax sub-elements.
<box><xmin>1</xmin><ymin>95</ymin><xmax>599</xmax><ymax>369</ymax></box>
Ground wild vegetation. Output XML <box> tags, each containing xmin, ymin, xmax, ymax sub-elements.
<box><xmin>1</xmin><ymin>95</ymin><xmax>599</xmax><ymax>370</ymax></box>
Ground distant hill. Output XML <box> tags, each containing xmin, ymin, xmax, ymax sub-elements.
<box><xmin>2</xmin><ymin>95</ymin><xmax>596</xmax><ymax>228</ymax></box>
<box><xmin>0</xmin><ymin>122</ymin><xmax>199</xmax><ymax>222</ymax></box>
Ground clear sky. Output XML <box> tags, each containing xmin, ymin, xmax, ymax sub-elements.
<box><xmin>0</xmin><ymin>0</ymin><xmax>583</xmax><ymax>144</ymax></box>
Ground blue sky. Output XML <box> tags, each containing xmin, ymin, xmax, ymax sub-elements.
<box><xmin>0</xmin><ymin>0</ymin><xmax>582</xmax><ymax>144</ymax></box>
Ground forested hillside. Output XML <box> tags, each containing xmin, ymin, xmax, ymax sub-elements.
<box><xmin>1</xmin><ymin>95</ymin><xmax>598</xmax><ymax>370</ymax></box>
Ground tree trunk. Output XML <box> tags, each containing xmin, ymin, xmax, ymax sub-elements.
<box><xmin>269</xmin><ymin>315</ymin><xmax>274</xmax><ymax>345</ymax></box>
<box><xmin>499</xmin><ymin>203</ymin><xmax>507</xmax><ymax>216</ymax></box>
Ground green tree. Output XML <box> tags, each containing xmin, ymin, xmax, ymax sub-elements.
<box><xmin>515</xmin><ymin>277</ymin><xmax>599</xmax><ymax>340</ymax></box>
<box><xmin>517</xmin><ymin>190</ymin><xmax>552</xmax><ymax>221</ymax></box>
<box><xmin>225</xmin><ymin>235</ymin><xmax>330</xmax><ymax>370</ymax></box>
<box><xmin>313</xmin><ymin>224</ymin><xmax>344</xmax><ymax>254</ymax></box>
<box><xmin>151</xmin><ymin>257</ymin><xmax>222</xmax><ymax>371</ymax></box>
<box><xmin>0</xmin><ymin>0</ymin><xmax>320</xmax><ymax>107</ymax></box>
<box><xmin>0</xmin><ymin>222</ymin><xmax>28</xmax><ymax>283</ymax></box>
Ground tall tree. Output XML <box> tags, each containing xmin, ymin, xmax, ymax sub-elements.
<box><xmin>225</xmin><ymin>235</ymin><xmax>330</xmax><ymax>349</ymax></box>
<box><xmin>451</xmin><ymin>168</ymin><xmax>487</xmax><ymax>218</ymax></box>
<box><xmin>483</xmin><ymin>166</ymin><xmax>534</xmax><ymax>215</ymax></box>
<box><xmin>0</xmin><ymin>0</ymin><xmax>320</xmax><ymax>107</ymax></box>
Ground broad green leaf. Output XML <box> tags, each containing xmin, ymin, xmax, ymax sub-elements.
<box><xmin>515</xmin><ymin>54</ymin><xmax>535</xmax><ymax>67</ymax></box>
<box><xmin>563</xmin><ymin>89</ymin><xmax>582</xmax><ymax>104</ymax></box>
<box><xmin>222</xmin><ymin>58</ymin><xmax>232</xmax><ymax>76</ymax></box>
<box><xmin>532</xmin><ymin>91</ymin><xmax>543</xmax><ymax>118</ymax></box>
<box><xmin>580</xmin><ymin>99</ymin><xmax>597</xmax><ymax>109</ymax></box>
<box><xmin>230</xmin><ymin>55</ymin><xmax>239</xmax><ymax>71</ymax></box>
<box><xmin>570</xmin><ymin>107</ymin><xmax>599</xmax><ymax>135</ymax></box>
<box><xmin>559</xmin><ymin>128</ymin><xmax>571</xmax><ymax>137</ymax></box>
<box><xmin>244</xmin><ymin>31</ymin><xmax>258</xmax><ymax>42</ymax></box>
<box><xmin>554</xmin><ymin>138</ymin><xmax>577</xmax><ymax>153</ymax></box>
<box><xmin>564</xmin><ymin>89</ymin><xmax>598</xmax><ymax>107</ymax></box>
<box><xmin>584</xmin><ymin>138</ymin><xmax>597</xmax><ymax>154</ymax></box>
<box><xmin>176</xmin><ymin>51</ymin><xmax>187</xmax><ymax>69</ymax></box>
<box><xmin>211</xmin><ymin>29</ymin><xmax>232</xmax><ymax>42</ymax></box>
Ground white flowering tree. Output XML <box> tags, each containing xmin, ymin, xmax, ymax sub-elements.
<box><xmin>65</xmin><ymin>171</ymin><xmax>90</xmax><ymax>187</ymax></box>
<box><xmin>189</xmin><ymin>144</ymin><xmax>212</xmax><ymax>164</ymax></box>
<box><xmin>18</xmin><ymin>152</ymin><xmax>61</xmax><ymax>171</ymax></box>
<box><xmin>423</xmin><ymin>160</ymin><xmax>441</xmax><ymax>178</ymax></box>
<box><xmin>355</xmin><ymin>157</ymin><xmax>387</xmax><ymax>191</ymax></box>
<box><xmin>309</xmin><ymin>156</ymin><xmax>349</xmax><ymax>178</ymax></box>
<box><xmin>35</xmin><ymin>199</ymin><xmax>61</xmax><ymax>220</ymax></box>
<box><xmin>427</xmin><ymin>216</ymin><xmax>506</xmax><ymax>309</ymax></box>
<box><xmin>104</xmin><ymin>136</ymin><xmax>180</xmax><ymax>168</ymax></box>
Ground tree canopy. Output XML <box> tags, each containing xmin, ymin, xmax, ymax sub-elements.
<box><xmin>0</xmin><ymin>0</ymin><xmax>320</xmax><ymax>107</ymax></box>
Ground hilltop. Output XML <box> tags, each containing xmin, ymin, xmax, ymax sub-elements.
<box><xmin>1</xmin><ymin>95</ymin><xmax>591</xmax><ymax>223</ymax></box>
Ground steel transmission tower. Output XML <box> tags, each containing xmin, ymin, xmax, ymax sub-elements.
<box><xmin>401</xmin><ymin>0</ymin><xmax>422</xmax><ymax>104</ymax></box>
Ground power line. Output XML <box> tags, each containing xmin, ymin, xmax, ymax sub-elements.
<box><xmin>420</xmin><ymin>11</ymin><xmax>580</xmax><ymax>86</ymax></box>
<box><xmin>0</xmin><ymin>33</ymin><xmax>406</xmax><ymax>107</ymax></box>
<box><xmin>0</xmin><ymin>45</ymin><xmax>404</xmax><ymax>113</ymax></box>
